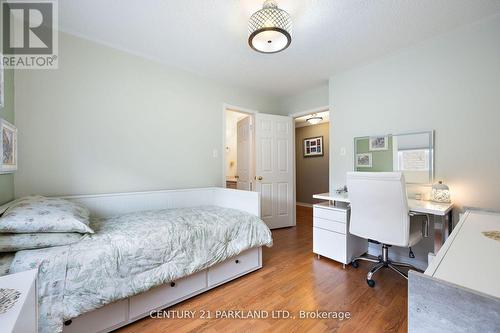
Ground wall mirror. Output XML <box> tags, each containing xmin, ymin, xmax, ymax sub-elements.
<box><xmin>353</xmin><ymin>131</ymin><xmax>434</xmax><ymax>184</ymax></box>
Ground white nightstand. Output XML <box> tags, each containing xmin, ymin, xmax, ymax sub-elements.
<box><xmin>0</xmin><ymin>269</ymin><xmax>38</xmax><ymax>333</ymax></box>
<box><xmin>313</xmin><ymin>202</ymin><xmax>367</xmax><ymax>268</ymax></box>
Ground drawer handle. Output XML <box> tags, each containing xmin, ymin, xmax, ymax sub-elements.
<box><xmin>235</xmin><ymin>259</ymin><xmax>240</xmax><ymax>264</ymax></box>
<box><xmin>170</xmin><ymin>282</ymin><xmax>176</xmax><ymax>287</ymax></box>
<box><xmin>64</xmin><ymin>320</ymin><xmax>72</xmax><ymax>326</ymax></box>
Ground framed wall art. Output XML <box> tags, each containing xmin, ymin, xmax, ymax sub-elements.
<box><xmin>303</xmin><ymin>136</ymin><xmax>323</xmax><ymax>157</ymax></box>
<box><xmin>356</xmin><ymin>153</ymin><xmax>372</xmax><ymax>168</ymax></box>
<box><xmin>369</xmin><ymin>136</ymin><xmax>388</xmax><ymax>151</ymax></box>
<box><xmin>0</xmin><ymin>119</ymin><xmax>17</xmax><ymax>173</ymax></box>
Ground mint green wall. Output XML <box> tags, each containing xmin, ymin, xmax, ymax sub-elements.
<box><xmin>0</xmin><ymin>69</ymin><xmax>15</xmax><ymax>204</ymax></box>
<box><xmin>330</xmin><ymin>15</ymin><xmax>500</xmax><ymax>211</ymax></box>
<box><xmin>14</xmin><ymin>32</ymin><xmax>282</xmax><ymax>197</ymax></box>
<box><xmin>355</xmin><ymin>137</ymin><xmax>393</xmax><ymax>172</ymax></box>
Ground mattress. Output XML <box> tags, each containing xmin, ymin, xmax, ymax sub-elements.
<box><xmin>9</xmin><ymin>206</ymin><xmax>273</xmax><ymax>333</ymax></box>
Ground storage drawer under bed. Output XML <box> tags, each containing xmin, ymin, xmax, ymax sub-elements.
<box><xmin>63</xmin><ymin>247</ymin><xmax>262</xmax><ymax>333</ymax></box>
<box><xmin>208</xmin><ymin>247</ymin><xmax>261</xmax><ymax>287</ymax></box>
<box><xmin>129</xmin><ymin>270</ymin><xmax>207</xmax><ymax>320</ymax></box>
<box><xmin>63</xmin><ymin>299</ymin><xmax>128</xmax><ymax>333</ymax></box>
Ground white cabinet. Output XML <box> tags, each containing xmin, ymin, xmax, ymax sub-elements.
<box><xmin>313</xmin><ymin>202</ymin><xmax>367</xmax><ymax>266</ymax></box>
<box><xmin>0</xmin><ymin>269</ymin><xmax>38</xmax><ymax>333</ymax></box>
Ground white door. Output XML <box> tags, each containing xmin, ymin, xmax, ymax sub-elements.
<box><xmin>255</xmin><ymin>113</ymin><xmax>294</xmax><ymax>229</ymax></box>
<box><xmin>236</xmin><ymin>116</ymin><xmax>252</xmax><ymax>191</ymax></box>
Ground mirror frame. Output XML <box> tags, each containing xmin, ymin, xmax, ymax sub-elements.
<box><xmin>353</xmin><ymin>130</ymin><xmax>435</xmax><ymax>185</ymax></box>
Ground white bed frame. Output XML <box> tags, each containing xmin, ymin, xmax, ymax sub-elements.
<box><xmin>47</xmin><ymin>187</ymin><xmax>263</xmax><ymax>333</ymax></box>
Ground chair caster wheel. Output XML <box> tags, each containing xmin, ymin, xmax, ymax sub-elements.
<box><xmin>352</xmin><ymin>261</ymin><xmax>359</xmax><ymax>268</ymax></box>
<box><xmin>367</xmin><ymin>279</ymin><xmax>375</xmax><ymax>287</ymax></box>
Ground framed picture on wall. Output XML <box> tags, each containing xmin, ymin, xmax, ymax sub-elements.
<box><xmin>0</xmin><ymin>119</ymin><xmax>17</xmax><ymax>173</ymax></box>
<box><xmin>303</xmin><ymin>136</ymin><xmax>323</xmax><ymax>157</ymax></box>
<box><xmin>369</xmin><ymin>136</ymin><xmax>388</xmax><ymax>151</ymax></box>
<box><xmin>356</xmin><ymin>153</ymin><xmax>372</xmax><ymax>168</ymax></box>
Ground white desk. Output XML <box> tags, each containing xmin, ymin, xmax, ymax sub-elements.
<box><xmin>313</xmin><ymin>192</ymin><xmax>454</xmax><ymax>254</ymax></box>
<box><xmin>425</xmin><ymin>210</ymin><xmax>500</xmax><ymax>297</ymax></box>
<box><xmin>313</xmin><ymin>192</ymin><xmax>453</xmax><ymax>216</ymax></box>
<box><xmin>409</xmin><ymin>210</ymin><xmax>500</xmax><ymax>332</ymax></box>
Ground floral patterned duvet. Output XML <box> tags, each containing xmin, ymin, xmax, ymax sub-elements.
<box><xmin>9</xmin><ymin>206</ymin><xmax>273</xmax><ymax>333</ymax></box>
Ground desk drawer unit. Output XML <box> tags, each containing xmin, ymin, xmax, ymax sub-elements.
<box><xmin>313</xmin><ymin>217</ymin><xmax>347</xmax><ymax>234</ymax></box>
<box><xmin>312</xmin><ymin>202</ymin><xmax>367</xmax><ymax>266</ymax></box>
<box><xmin>313</xmin><ymin>206</ymin><xmax>346</xmax><ymax>223</ymax></box>
<box><xmin>313</xmin><ymin>228</ymin><xmax>347</xmax><ymax>263</ymax></box>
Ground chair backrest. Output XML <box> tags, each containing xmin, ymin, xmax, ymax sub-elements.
<box><xmin>347</xmin><ymin>172</ymin><xmax>411</xmax><ymax>247</ymax></box>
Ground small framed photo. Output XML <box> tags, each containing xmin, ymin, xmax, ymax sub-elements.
<box><xmin>356</xmin><ymin>153</ymin><xmax>372</xmax><ymax>168</ymax></box>
<box><xmin>303</xmin><ymin>136</ymin><xmax>323</xmax><ymax>157</ymax></box>
<box><xmin>0</xmin><ymin>119</ymin><xmax>17</xmax><ymax>173</ymax></box>
<box><xmin>369</xmin><ymin>136</ymin><xmax>388</xmax><ymax>151</ymax></box>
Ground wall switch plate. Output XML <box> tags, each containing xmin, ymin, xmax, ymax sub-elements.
<box><xmin>212</xmin><ymin>149</ymin><xmax>218</xmax><ymax>158</ymax></box>
<box><xmin>340</xmin><ymin>147</ymin><xmax>346</xmax><ymax>156</ymax></box>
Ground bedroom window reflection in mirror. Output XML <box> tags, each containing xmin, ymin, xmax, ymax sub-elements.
<box><xmin>354</xmin><ymin>131</ymin><xmax>434</xmax><ymax>184</ymax></box>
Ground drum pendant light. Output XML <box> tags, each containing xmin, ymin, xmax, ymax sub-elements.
<box><xmin>248</xmin><ymin>0</ymin><xmax>292</xmax><ymax>54</ymax></box>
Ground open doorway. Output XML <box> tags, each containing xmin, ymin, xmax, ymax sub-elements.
<box><xmin>223</xmin><ymin>105</ymin><xmax>295</xmax><ymax>230</ymax></box>
<box><xmin>224</xmin><ymin>107</ymin><xmax>255</xmax><ymax>191</ymax></box>
<box><xmin>294</xmin><ymin>108</ymin><xmax>330</xmax><ymax>208</ymax></box>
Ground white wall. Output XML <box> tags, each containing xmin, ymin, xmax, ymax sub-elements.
<box><xmin>278</xmin><ymin>83</ymin><xmax>329</xmax><ymax>115</ymax></box>
<box><xmin>330</xmin><ymin>14</ymin><xmax>500</xmax><ymax>212</ymax></box>
<box><xmin>14</xmin><ymin>32</ymin><xmax>280</xmax><ymax>197</ymax></box>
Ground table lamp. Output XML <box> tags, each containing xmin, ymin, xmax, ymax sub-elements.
<box><xmin>431</xmin><ymin>180</ymin><xmax>451</xmax><ymax>203</ymax></box>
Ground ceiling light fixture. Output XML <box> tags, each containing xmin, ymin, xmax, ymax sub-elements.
<box><xmin>306</xmin><ymin>114</ymin><xmax>323</xmax><ymax>125</ymax></box>
<box><xmin>248</xmin><ymin>0</ymin><xmax>292</xmax><ymax>54</ymax></box>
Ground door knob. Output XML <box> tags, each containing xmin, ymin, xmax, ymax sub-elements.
<box><xmin>235</xmin><ymin>175</ymin><xmax>239</xmax><ymax>179</ymax></box>
<box><xmin>256</xmin><ymin>176</ymin><xmax>263</xmax><ymax>181</ymax></box>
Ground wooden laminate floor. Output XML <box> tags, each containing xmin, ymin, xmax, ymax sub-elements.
<box><xmin>119</xmin><ymin>206</ymin><xmax>407</xmax><ymax>333</ymax></box>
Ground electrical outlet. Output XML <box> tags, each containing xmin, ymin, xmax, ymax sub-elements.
<box><xmin>340</xmin><ymin>147</ymin><xmax>346</xmax><ymax>156</ymax></box>
<box><xmin>212</xmin><ymin>149</ymin><xmax>218</xmax><ymax>158</ymax></box>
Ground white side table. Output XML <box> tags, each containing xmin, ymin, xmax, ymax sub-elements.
<box><xmin>0</xmin><ymin>269</ymin><xmax>38</xmax><ymax>333</ymax></box>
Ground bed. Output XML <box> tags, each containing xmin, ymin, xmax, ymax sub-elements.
<box><xmin>5</xmin><ymin>187</ymin><xmax>273</xmax><ymax>333</ymax></box>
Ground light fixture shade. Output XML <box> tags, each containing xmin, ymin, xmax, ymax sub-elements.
<box><xmin>431</xmin><ymin>180</ymin><xmax>451</xmax><ymax>203</ymax></box>
<box><xmin>306</xmin><ymin>115</ymin><xmax>323</xmax><ymax>125</ymax></box>
<box><xmin>248</xmin><ymin>0</ymin><xmax>292</xmax><ymax>54</ymax></box>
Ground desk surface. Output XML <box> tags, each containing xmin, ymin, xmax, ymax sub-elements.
<box><xmin>425</xmin><ymin>211</ymin><xmax>500</xmax><ymax>298</ymax></box>
<box><xmin>313</xmin><ymin>192</ymin><xmax>453</xmax><ymax>216</ymax></box>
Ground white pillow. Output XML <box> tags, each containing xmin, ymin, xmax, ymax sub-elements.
<box><xmin>0</xmin><ymin>196</ymin><xmax>94</xmax><ymax>234</ymax></box>
<box><xmin>0</xmin><ymin>232</ymin><xmax>84</xmax><ymax>252</ymax></box>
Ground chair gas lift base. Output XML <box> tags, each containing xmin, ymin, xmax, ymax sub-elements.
<box><xmin>352</xmin><ymin>242</ymin><xmax>423</xmax><ymax>288</ymax></box>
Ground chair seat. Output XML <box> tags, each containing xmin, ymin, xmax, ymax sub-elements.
<box><xmin>408</xmin><ymin>218</ymin><xmax>423</xmax><ymax>247</ymax></box>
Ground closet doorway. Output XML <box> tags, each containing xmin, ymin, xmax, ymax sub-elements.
<box><xmin>293</xmin><ymin>107</ymin><xmax>330</xmax><ymax>208</ymax></box>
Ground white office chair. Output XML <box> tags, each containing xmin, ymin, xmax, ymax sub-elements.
<box><xmin>346</xmin><ymin>172</ymin><xmax>426</xmax><ymax>287</ymax></box>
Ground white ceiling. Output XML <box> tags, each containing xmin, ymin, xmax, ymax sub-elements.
<box><xmin>59</xmin><ymin>0</ymin><xmax>500</xmax><ymax>97</ymax></box>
